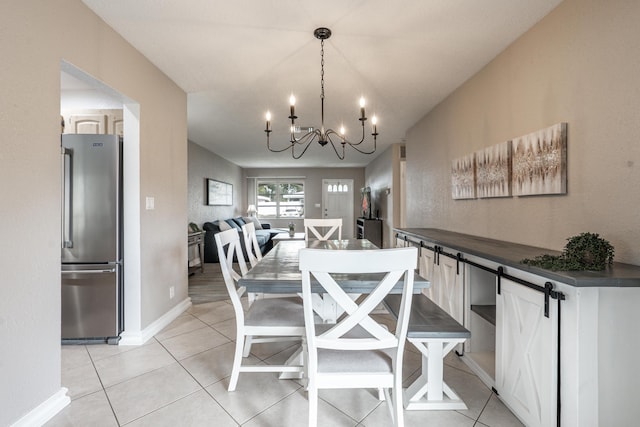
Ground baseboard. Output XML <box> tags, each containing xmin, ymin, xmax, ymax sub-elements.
<box><xmin>11</xmin><ymin>387</ymin><xmax>70</xmax><ymax>427</ymax></box>
<box><xmin>119</xmin><ymin>297</ymin><xmax>192</xmax><ymax>345</ymax></box>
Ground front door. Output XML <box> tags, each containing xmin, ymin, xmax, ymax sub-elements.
<box><xmin>322</xmin><ymin>179</ymin><xmax>354</xmax><ymax>238</ymax></box>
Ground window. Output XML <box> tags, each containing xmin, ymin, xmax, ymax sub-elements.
<box><xmin>256</xmin><ymin>180</ymin><xmax>305</xmax><ymax>219</ymax></box>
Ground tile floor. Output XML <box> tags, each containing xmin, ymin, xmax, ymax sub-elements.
<box><xmin>47</xmin><ymin>298</ymin><xmax>523</xmax><ymax>426</ymax></box>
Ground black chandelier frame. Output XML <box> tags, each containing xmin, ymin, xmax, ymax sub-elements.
<box><xmin>264</xmin><ymin>27</ymin><xmax>378</xmax><ymax>160</ymax></box>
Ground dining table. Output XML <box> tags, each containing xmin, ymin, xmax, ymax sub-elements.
<box><xmin>238</xmin><ymin>238</ymin><xmax>430</xmax><ymax>379</ymax></box>
<box><xmin>238</xmin><ymin>238</ymin><xmax>430</xmax><ymax>322</ymax></box>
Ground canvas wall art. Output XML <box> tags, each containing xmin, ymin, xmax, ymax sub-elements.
<box><xmin>512</xmin><ymin>123</ymin><xmax>567</xmax><ymax>196</ymax></box>
<box><xmin>451</xmin><ymin>154</ymin><xmax>476</xmax><ymax>200</ymax></box>
<box><xmin>207</xmin><ymin>178</ymin><xmax>233</xmax><ymax>205</ymax></box>
<box><xmin>475</xmin><ymin>140</ymin><xmax>512</xmax><ymax>198</ymax></box>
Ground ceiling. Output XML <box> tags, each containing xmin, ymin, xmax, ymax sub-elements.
<box><xmin>78</xmin><ymin>0</ymin><xmax>562</xmax><ymax>168</ymax></box>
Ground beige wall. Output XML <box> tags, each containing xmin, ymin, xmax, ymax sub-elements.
<box><xmin>0</xmin><ymin>1</ymin><xmax>187</xmax><ymax>424</ymax></box>
<box><xmin>405</xmin><ymin>0</ymin><xmax>640</xmax><ymax>266</ymax></box>
<box><xmin>188</xmin><ymin>140</ymin><xmax>245</xmax><ymax>227</ymax></box>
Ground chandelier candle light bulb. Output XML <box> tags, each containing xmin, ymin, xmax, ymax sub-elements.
<box><xmin>289</xmin><ymin>95</ymin><xmax>296</xmax><ymax>119</ymax></box>
<box><xmin>263</xmin><ymin>27</ymin><xmax>378</xmax><ymax>160</ymax></box>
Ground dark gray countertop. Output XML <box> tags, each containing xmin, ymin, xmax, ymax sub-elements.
<box><xmin>394</xmin><ymin>228</ymin><xmax>640</xmax><ymax>288</ymax></box>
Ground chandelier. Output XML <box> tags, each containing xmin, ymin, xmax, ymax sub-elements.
<box><xmin>264</xmin><ymin>27</ymin><xmax>378</xmax><ymax>160</ymax></box>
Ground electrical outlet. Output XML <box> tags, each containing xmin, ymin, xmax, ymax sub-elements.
<box><xmin>169</xmin><ymin>286</ymin><xmax>175</xmax><ymax>299</ymax></box>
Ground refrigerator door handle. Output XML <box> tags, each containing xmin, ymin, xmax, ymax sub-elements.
<box><xmin>62</xmin><ymin>268</ymin><xmax>117</xmax><ymax>274</ymax></box>
<box><xmin>61</xmin><ymin>147</ymin><xmax>73</xmax><ymax>249</ymax></box>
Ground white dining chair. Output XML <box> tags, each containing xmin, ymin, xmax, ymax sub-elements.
<box><xmin>304</xmin><ymin>218</ymin><xmax>342</xmax><ymax>241</ymax></box>
<box><xmin>214</xmin><ymin>228</ymin><xmax>306</xmax><ymax>391</ymax></box>
<box><xmin>299</xmin><ymin>246</ymin><xmax>418</xmax><ymax>427</ymax></box>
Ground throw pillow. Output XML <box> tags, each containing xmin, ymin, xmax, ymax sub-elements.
<box><xmin>224</xmin><ymin>219</ymin><xmax>241</xmax><ymax>230</ymax></box>
<box><xmin>218</xmin><ymin>220</ymin><xmax>232</xmax><ymax>231</ymax></box>
<box><xmin>244</xmin><ymin>216</ymin><xmax>263</xmax><ymax>230</ymax></box>
<box><xmin>202</xmin><ymin>222</ymin><xmax>221</xmax><ymax>233</ymax></box>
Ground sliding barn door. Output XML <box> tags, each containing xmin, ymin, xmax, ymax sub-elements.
<box><xmin>496</xmin><ymin>278</ymin><xmax>558</xmax><ymax>427</ymax></box>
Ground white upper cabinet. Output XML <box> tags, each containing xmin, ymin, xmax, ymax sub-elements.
<box><xmin>63</xmin><ymin>109</ymin><xmax>122</xmax><ymax>136</ymax></box>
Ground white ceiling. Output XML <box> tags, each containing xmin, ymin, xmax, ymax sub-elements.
<box><xmin>79</xmin><ymin>0</ymin><xmax>562</xmax><ymax>168</ymax></box>
<box><xmin>60</xmin><ymin>70</ymin><xmax>123</xmax><ymax>110</ymax></box>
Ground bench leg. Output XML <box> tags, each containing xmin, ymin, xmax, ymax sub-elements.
<box><xmin>404</xmin><ymin>338</ymin><xmax>468</xmax><ymax>411</ymax></box>
<box><xmin>278</xmin><ymin>345</ymin><xmax>304</xmax><ymax>380</ymax></box>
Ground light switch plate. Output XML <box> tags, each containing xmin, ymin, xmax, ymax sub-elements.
<box><xmin>146</xmin><ymin>196</ymin><xmax>155</xmax><ymax>210</ymax></box>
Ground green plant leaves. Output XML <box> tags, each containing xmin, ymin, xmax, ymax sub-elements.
<box><xmin>522</xmin><ymin>232</ymin><xmax>614</xmax><ymax>271</ymax></box>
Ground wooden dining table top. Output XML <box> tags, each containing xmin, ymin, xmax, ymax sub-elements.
<box><xmin>238</xmin><ymin>238</ymin><xmax>430</xmax><ymax>294</ymax></box>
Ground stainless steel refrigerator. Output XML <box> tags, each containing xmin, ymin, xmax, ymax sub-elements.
<box><xmin>61</xmin><ymin>134</ymin><xmax>123</xmax><ymax>344</ymax></box>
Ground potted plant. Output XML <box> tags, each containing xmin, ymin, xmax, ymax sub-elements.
<box><xmin>522</xmin><ymin>232</ymin><xmax>615</xmax><ymax>271</ymax></box>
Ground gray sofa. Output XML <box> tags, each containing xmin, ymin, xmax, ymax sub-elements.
<box><xmin>202</xmin><ymin>217</ymin><xmax>279</xmax><ymax>263</ymax></box>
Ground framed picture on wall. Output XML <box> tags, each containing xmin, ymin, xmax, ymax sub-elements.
<box><xmin>206</xmin><ymin>178</ymin><xmax>233</xmax><ymax>206</ymax></box>
<box><xmin>512</xmin><ymin>122</ymin><xmax>567</xmax><ymax>196</ymax></box>
<box><xmin>475</xmin><ymin>140</ymin><xmax>512</xmax><ymax>198</ymax></box>
<box><xmin>451</xmin><ymin>153</ymin><xmax>476</xmax><ymax>200</ymax></box>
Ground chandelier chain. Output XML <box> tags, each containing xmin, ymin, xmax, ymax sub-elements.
<box><xmin>320</xmin><ymin>39</ymin><xmax>325</xmax><ymax>100</ymax></box>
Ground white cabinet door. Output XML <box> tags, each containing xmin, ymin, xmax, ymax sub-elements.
<box><xmin>438</xmin><ymin>254</ymin><xmax>464</xmax><ymax>325</ymax></box>
<box><xmin>419</xmin><ymin>246</ymin><xmax>437</xmax><ymax>301</ymax></box>
<box><xmin>108</xmin><ymin>112</ymin><xmax>124</xmax><ymax>136</ymax></box>
<box><xmin>395</xmin><ymin>236</ymin><xmax>408</xmax><ymax>248</ymax></box>
<box><xmin>63</xmin><ymin>110</ymin><xmax>123</xmax><ymax>135</ymax></box>
<box><xmin>496</xmin><ymin>277</ymin><xmax>558</xmax><ymax>427</ymax></box>
<box><xmin>419</xmin><ymin>247</ymin><xmax>464</xmax><ymax>325</ymax></box>
<box><xmin>67</xmin><ymin>114</ymin><xmax>106</xmax><ymax>134</ymax></box>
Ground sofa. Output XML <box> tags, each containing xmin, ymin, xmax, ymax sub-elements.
<box><xmin>202</xmin><ymin>216</ymin><xmax>279</xmax><ymax>263</ymax></box>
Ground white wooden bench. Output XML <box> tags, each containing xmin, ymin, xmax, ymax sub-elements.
<box><xmin>384</xmin><ymin>294</ymin><xmax>471</xmax><ymax>410</ymax></box>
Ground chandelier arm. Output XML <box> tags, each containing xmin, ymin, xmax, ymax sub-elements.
<box><xmin>326</xmin><ymin>129</ymin><xmax>376</xmax><ymax>155</ymax></box>
<box><xmin>267</xmin><ymin>142</ymin><xmax>296</xmax><ymax>153</ymax></box>
<box><xmin>346</xmin><ymin>122</ymin><xmax>367</xmax><ymax>146</ymax></box>
<box><xmin>290</xmin><ymin>129</ymin><xmax>320</xmax><ymax>145</ymax></box>
<box><xmin>347</xmin><ymin>134</ymin><xmax>377</xmax><ymax>155</ymax></box>
<box><xmin>326</xmin><ymin>122</ymin><xmax>367</xmax><ymax>147</ymax></box>
<box><xmin>268</xmin><ymin>129</ymin><xmax>318</xmax><ymax>153</ymax></box>
<box><xmin>291</xmin><ymin>136</ymin><xmax>317</xmax><ymax>159</ymax></box>
<box><xmin>324</xmin><ymin>133</ymin><xmax>346</xmax><ymax>160</ymax></box>
<box><xmin>267</xmin><ymin>132</ymin><xmax>297</xmax><ymax>153</ymax></box>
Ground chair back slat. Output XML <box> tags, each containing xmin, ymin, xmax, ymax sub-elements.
<box><xmin>299</xmin><ymin>247</ymin><xmax>417</xmax><ymax>353</ymax></box>
<box><xmin>215</xmin><ymin>229</ymin><xmax>248</xmax><ymax>318</ymax></box>
<box><xmin>304</xmin><ymin>218</ymin><xmax>342</xmax><ymax>241</ymax></box>
<box><xmin>241</xmin><ymin>222</ymin><xmax>262</xmax><ymax>267</ymax></box>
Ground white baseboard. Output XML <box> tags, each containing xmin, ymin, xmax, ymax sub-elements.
<box><xmin>11</xmin><ymin>387</ymin><xmax>70</xmax><ymax>427</ymax></box>
<box><xmin>119</xmin><ymin>297</ymin><xmax>192</xmax><ymax>345</ymax></box>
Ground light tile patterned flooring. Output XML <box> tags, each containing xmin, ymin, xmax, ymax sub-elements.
<box><xmin>47</xmin><ymin>265</ymin><xmax>523</xmax><ymax>427</ymax></box>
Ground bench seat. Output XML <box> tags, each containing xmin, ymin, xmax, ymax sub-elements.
<box><xmin>384</xmin><ymin>294</ymin><xmax>470</xmax><ymax>340</ymax></box>
<box><xmin>384</xmin><ymin>294</ymin><xmax>471</xmax><ymax>411</ymax></box>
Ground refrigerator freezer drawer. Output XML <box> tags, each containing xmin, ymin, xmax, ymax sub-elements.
<box><xmin>62</xmin><ymin>265</ymin><xmax>120</xmax><ymax>340</ymax></box>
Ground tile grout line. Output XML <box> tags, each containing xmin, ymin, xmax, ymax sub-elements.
<box><xmin>85</xmin><ymin>343</ymin><xmax>123</xmax><ymax>426</ymax></box>
<box><xmin>472</xmin><ymin>389</ymin><xmax>494</xmax><ymax>426</ymax></box>
<box><xmin>155</xmin><ymin>331</ymin><xmax>244</xmax><ymax>425</ymax></box>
